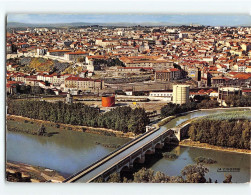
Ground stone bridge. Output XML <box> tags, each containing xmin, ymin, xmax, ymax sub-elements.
<box><xmin>64</xmin><ymin>127</ymin><xmax>183</xmax><ymax>183</ymax></box>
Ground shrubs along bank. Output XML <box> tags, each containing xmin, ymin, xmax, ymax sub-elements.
<box><xmin>7</xmin><ymin>100</ymin><xmax>150</xmax><ymax>135</ymax></box>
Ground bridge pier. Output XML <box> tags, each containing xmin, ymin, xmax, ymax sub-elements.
<box><xmin>138</xmin><ymin>155</ymin><xmax>145</xmax><ymax>164</ymax></box>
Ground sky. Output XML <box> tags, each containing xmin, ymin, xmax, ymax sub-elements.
<box><xmin>5</xmin><ymin>0</ymin><xmax>251</xmax><ymax>26</ymax></box>
<box><xmin>7</xmin><ymin>14</ymin><xmax>251</xmax><ymax>26</ymax></box>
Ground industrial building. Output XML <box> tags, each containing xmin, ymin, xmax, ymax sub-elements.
<box><xmin>172</xmin><ymin>85</ymin><xmax>190</xmax><ymax>104</ymax></box>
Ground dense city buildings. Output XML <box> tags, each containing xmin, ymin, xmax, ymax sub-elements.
<box><xmin>6</xmin><ymin>25</ymin><xmax>251</xmax><ymax>101</ymax></box>
<box><xmin>5</xmin><ymin>22</ymin><xmax>251</xmax><ymax>184</ymax></box>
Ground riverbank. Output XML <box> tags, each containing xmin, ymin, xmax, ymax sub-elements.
<box><xmin>7</xmin><ymin>115</ymin><xmax>135</xmax><ymax>139</ymax></box>
<box><xmin>6</xmin><ymin>161</ymin><xmax>65</xmax><ymax>182</ymax></box>
<box><xmin>179</xmin><ymin>139</ymin><xmax>251</xmax><ymax>154</ymax></box>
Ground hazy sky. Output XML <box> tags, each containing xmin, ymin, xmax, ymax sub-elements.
<box><xmin>6</xmin><ymin>0</ymin><xmax>251</xmax><ymax>26</ymax></box>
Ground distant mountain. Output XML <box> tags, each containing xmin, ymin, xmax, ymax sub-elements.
<box><xmin>7</xmin><ymin>21</ymin><xmax>184</xmax><ymax>28</ymax></box>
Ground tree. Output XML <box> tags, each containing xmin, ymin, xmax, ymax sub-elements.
<box><xmin>107</xmin><ymin>173</ymin><xmax>121</xmax><ymax>183</ymax></box>
<box><xmin>133</xmin><ymin>168</ymin><xmax>155</xmax><ymax>183</ymax></box>
<box><xmin>45</xmin><ymin>89</ymin><xmax>55</xmax><ymax>95</ymax></box>
<box><xmin>152</xmin><ymin>171</ymin><xmax>169</xmax><ymax>183</ymax></box>
<box><xmin>31</xmin><ymin>86</ymin><xmax>43</xmax><ymax>95</ymax></box>
<box><xmin>181</xmin><ymin>164</ymin><xmax>209</xmax><ymax>183</ymax></box>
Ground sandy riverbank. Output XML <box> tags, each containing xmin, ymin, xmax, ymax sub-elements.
<box><xmin>179</xmin><ymin>139</ymin><xmax>251</xmax><ymax>155</ymax></box>
<box><xmin>6</xmin><ymin>161</ymin><xmax>65</xmax><ymax>183</ymax></box>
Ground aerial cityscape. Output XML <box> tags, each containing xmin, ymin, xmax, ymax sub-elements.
<box><xmin>5</xmin><ymin>13</ymin><xmax>251</xmax><ymax>184</ymax></box>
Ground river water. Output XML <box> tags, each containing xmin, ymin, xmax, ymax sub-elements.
<box><xmin>6</xmin><ymin>108</ymin><xmax>250</xmax><ymax>182</ymax></box>
<box><xmin>6</xmin><ymin>130</ymin><xmax>131</xmax><ymax>177</ymax></box>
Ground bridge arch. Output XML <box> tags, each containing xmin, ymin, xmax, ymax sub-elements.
<box><xmin>118</xmin><ymin>164</ymin><xmax>130</xmax><ymax>173</ymax></box>
<box><xmin>164</xmin><ymin>137</ymin><xmax>171</xmax><ymax>143</ymax></box>
<box><xmin>144</xmin><ymin>148</ymin><xmax>155</xmax><ymax>155</ymax></box>
<box><xmin>132</xmin><ymin>157</ymin><xmax>142</xmax><ymax>165</ymax></box>
<box><xmin>119</xmin><ymin>165</ymin><xmax>132</xmax><ymax>179</ymax></box>
<box><xmin>154</xmin><ymin>142</ymin><xmax>164</xmax><ymax>149</ymax></box>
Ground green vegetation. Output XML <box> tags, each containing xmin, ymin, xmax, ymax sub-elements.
<box><xmin>161</xmin><ymin>100</ymin><xmax>220</xmax><ymax>118</ymax></box>
<box><xmin>225</xmin><ymin>95</ymin><xmax>251</xmax><ymax>107</ymax></box>
<box><xmin>94</xmin><ymin>164</ymin><xmax>213</xmax><ymax>183</ymax></box>
<box><xmin>7</xmin><ymin>100</ymin><xmax>149</xmax><ymax>134</ymax></box>
<box><xmin>194</xmin><ymin>157</ymin><xmax>217</xmax><ymax>164</ymax></box>
<box><xmin>181</xmin><ymin>164</ymin><xmax>209</xmax><ymax>183</ymax></box>
<box><xmin>188</xmin><ymin>112</ymin><xmax>251</xmax><ymax>149</ymax></box>
<box><xmin>161</xmin><ymin>95</ymin><xmax>251</xmax><ymax>118</ymax></box>
<box><xmin>161</xmin><ymin>102</ymin><xmax>197</xmax><ymax>118</ymax></box>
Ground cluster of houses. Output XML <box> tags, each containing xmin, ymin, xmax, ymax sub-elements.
<box><xmin>6</xmin><ymin>25</ymin><xmax>251</xmax><ymax>96</ymax></box>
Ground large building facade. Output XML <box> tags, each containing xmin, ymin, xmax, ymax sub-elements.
<box><xmin>155</xmin><ymin>68</ymin><xmax>181</xmax><ymax>81</ymax></box>
<box><xmin>65</xmin><ymin>76</ymin><xmax>104</xmax><ymax>92</ymax></box>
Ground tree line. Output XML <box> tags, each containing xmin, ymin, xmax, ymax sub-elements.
<box><xmin>225</xmin><ymin>95</ymin><xmax>251</xmax><ymax>107</ymax></box>
<box><xmin>161</xmin><ymin>94</ymin><xmax>251</xmax><ymax>118</ymax></box>
<box><xmin>188</xmin><ymin>119</ymin><xmax>250</xmax><ymax>149</ymax></box>
<box><xmin>160</xmin><ymin>99</ymin><xmax>219</xmax><ymax>118</ymax></box>
<box><xmin>95</xmin><ymin>164</ymin><xmax>232</xmax><ymax>183</ymax></box>
<box><xmin>7</xmin><ymin>100</ymin><xmax>149</xmax><ymax>135</ymax></box>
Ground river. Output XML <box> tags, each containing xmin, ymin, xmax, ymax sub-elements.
<box><xmin>150</xmin><ymin>145</ymin><xmax>250</xmax><ymax>183</ymax></box>
<box><xmin>6</xmin><ymin>108</ymin><xmax>250</xmax><ymax>182</ymax></box>
<box><xmin>6</xmin><ymin>130</ymin><xmax>131</xmax><ymax>177</ymax></box>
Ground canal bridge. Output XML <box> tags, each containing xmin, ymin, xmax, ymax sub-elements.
<box><xmin>64</xmin><ymin>107</ymin><xmax>251</xmax><ymax>183</ymax></box>
<box><xmin>64</xmin><ymin>120</ymin><xmax>187</xmax><ymax>183</ymax></box>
